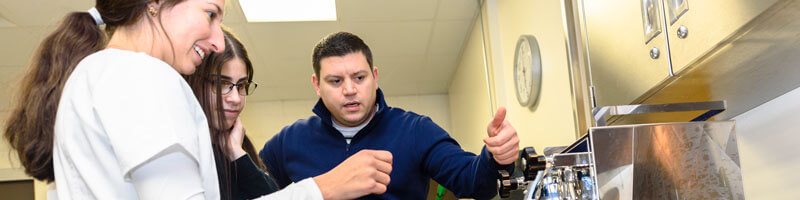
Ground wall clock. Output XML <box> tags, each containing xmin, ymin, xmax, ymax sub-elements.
<box><xmin>513</xmin><ymin>35</ymin><xmax>542</xmax><ymax>107</ymax></box>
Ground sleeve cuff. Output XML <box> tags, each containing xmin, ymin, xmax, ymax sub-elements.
<box><xmin>481</xmin><ymin>146</ymin><xmax>516</xmax><ymax>177</ymax></box>
<box><xmin>233</xmin><ymin>154</ymin><xmax>262</xmax><ymax>178</ymax></box>
<box><xmin>251</xmin><ymin>178</ymin><xmax>324</xmax><ymax>200</ymax></box>
<box><xmin>298</xmin><ymin>178</ymin><xmax>324</xmax><ymax>200</ymax></box>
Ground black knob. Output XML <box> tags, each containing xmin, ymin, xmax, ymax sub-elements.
<box><xmin>522</xmin><ymin>147</ymin><xmax>546</xmax><ymax>180</ymax></box>
<box><xmin>497</xmin><ymin>170</ymin><xmax>518</xmax><ymax>198</ymax></box>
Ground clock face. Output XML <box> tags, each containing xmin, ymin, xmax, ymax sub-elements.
<box><xmin>513</xmin><ymin>35</ymin><xmax>542</xmax><ymax>107</ymax></box>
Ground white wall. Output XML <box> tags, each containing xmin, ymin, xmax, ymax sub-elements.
<box><xmin>733</xmin><ymin>86</ymin><xmax>800</xmax><ymax>199</ymax></box>
<box><xmin>1</xmin><ymin>66</ymin><xmax>23</xmax><ymax>169</ymax></box>
<box><xmin>491</xmin><ymin>0</ymin><xmax>579</xmax><ymax>151</ymax></box>
<box><xmin>447</xmin><ymin>15</ymin><xmax>494</xmax><ymax>153</ymax></box>
<box><xmin>240</xmin><ymin>94</ymin><xmax>452</xmax><ymax>151</ymax></box>
<box><xmin>447</xmin><ymin>0</ymin><xmax>579</xmax><ymax>156</ymax></box>
<box><xmin>448</xmin><ymin>0</ymin><xmax>584</xmax><ymax>157</ymax></box>
<box><xmin>0</xmin><ymin>110</ymin><xmax>13</xmax><ymax>170</ymax></box>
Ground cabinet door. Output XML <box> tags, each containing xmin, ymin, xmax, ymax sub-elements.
<box><xmin>583</xmin><ymin>0</ymin><xmax>672</xmax><ymax>107</ymax></box>
<box><xmin>665</xmin><ymin>0</ymin><xmax>781</xmax><ymax>73</ymax></box>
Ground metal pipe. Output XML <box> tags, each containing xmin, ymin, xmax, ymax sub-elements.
<box><xmin>478</xmin><ymin>0</ymin><xmax>495</xmax><ymax>118</ymax></box>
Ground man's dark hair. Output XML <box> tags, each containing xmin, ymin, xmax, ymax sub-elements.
<box><xmin>312</xmin><ymin>31</ymin><xmax>373</xmax><ymax>77</ymax></box>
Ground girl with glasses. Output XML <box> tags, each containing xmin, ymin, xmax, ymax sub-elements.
<box><xmin>185</xmin><ymin>29</ymin><xmax>276</xmax><ymax>200</ymax></box>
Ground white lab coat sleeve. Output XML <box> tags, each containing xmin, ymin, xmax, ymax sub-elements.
<box><xmin>129</xmin><ymin>145</ymin><xmax>206</xmax><ymax>200</ymax></box>
<box><xmin>252</xmin><ymin>178</ymin><xmax>324</xmax><ymax>200</ymax></box>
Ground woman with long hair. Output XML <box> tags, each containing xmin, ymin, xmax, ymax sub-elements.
<box><xmin>4</xmin><ymin>0</ymin><xmax>226</xmax><ymax>198</ymax></box>
<box><xmin>185</xmin><ymin>29</ymin><xmax>280</xmax><ymax>200</ymax></box>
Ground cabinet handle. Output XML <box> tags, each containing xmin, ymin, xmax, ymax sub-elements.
<box><xmin>641</xmin><ymin>0</ymin><xmax>663</xmax><ymax>44</ymax></box>
<box><xmin>650</xmin><ymin>47</ymin><xmax>660</xmax><ymax>59</ymax></box>
<box><xmin>665</xmin><ymin>0</ymin><xmax>689</xmax><ymax>25</ymax></box>
<box><xmin>677</xmin><ymin>25</ymin><xmax>689</xmax><ymax>39</ymax></box>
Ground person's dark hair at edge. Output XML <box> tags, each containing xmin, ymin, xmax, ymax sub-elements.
<box><xmin>312</xmin><ymin>31</ymin><xmax>373</xmax><ymax>77</ymax></box>
<box><xmin>4</xmin><ymin>0</ymin><xmax>186</xmax><ymax>183</ymax></box>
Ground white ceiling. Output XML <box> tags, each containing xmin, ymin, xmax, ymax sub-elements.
<box><xmin>0</xmin><ymin>0</ymin><xmax>478</xmax><ymax>105</ymax></box>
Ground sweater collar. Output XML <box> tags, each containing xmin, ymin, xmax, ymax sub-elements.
<box><xmin>312</xmin><ymin>88</ymin><xmax>388</xmax><ymax>128</ymax></box>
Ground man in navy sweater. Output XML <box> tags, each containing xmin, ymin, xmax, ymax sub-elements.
<box><xmin>259</xmin><ymin>32</ymin><xmax>520</xmax><ymax>199</ymax></box>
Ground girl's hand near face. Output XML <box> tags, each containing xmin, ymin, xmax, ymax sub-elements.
<box><xmin>227</xmin><ymin>117</ymin><xmax>247</xmax><ymax>161</ymax></box>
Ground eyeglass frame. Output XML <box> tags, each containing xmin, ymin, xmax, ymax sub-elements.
<box><xmin>207</xmin><ymin>77</ymin><xmax>258</xmax><ymax>96</ymax></box>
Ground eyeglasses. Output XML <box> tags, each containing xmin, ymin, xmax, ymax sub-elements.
<box><xmin>209</xmin><ymin>79</ymin><xmax>258</xmax><ymax>96</ymax></box>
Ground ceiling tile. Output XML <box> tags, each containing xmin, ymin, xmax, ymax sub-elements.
<box><xmin>428</xmin><ymin>20</ymin><xmax>472</xmax><ymax>56</ymax></box>
<box><xmin>253</xmin><ymin>57</ymin><xmax>312</xmax><ymax>88</ymax></box>
<box><xmin>419</xmin><ymin>55</ymin><xmax>459</xmax><ymax>83</ymax></box>
<box><xmin>375</xmin><ymin>56</ymin><xmax>424</xmax><ymax>89</ymax></box>
<box><xmin>245</xmin><ymin>21</ymin><xmax>340</xmax><ymax>60</ymax></box>
<box><xmin>341</xmin><ymin>21</ymin><xmax>433</xmax><ymax>57</ymax></box>
<box><xmin>0</xmin><ymin>0</ymin><xmax>478</xmax><ymax>101</ymax></box>
<box><xmin>336</xmin><ymin>0</ymin><xmax>438</xmax><ymax>22</ymax></box>
<box><xmin>418</xmin><ymin>80</ymin><xmax>450</xmax><ymax>94</ymax></box>
<box><xmin>380</xmin><ymin>80</ymin><xmax>419</xmax><ymax>97</ymax></box>
<box><xmin>436</xmin><ymin>0</ymin><xmax>479</xmax><ymax>20</ymax></box>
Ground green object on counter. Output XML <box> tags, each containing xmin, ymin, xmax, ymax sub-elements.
<box><xmin>436</xmin><ymin>184</ymin><xmax>446</xmax><ymax>200</ymax></box>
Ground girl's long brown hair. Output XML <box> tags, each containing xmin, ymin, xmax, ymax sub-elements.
<box><xmin>4</xmin><ymin>0</ymin><xmax>185</xmax><ymax>182</ymax></box>
<box><xmin>184</xmin><ymin>28</ymin><xmax>268</xmax><ymax>200</ymax></box>
<box><xmin>3</xmin><ymin>12</ymin><xmax>105</xmax><ymax>182</ymax></box>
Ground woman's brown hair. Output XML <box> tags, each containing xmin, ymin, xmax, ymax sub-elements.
<box><xmin>184</xmin><ymin>28</ymin><xmax>268</xmax><ymax>199</ymax></box>
<box><xmin>4</xmin><ymin>0</ymin><xmax>185</xmax><ymax>182</ymax></box>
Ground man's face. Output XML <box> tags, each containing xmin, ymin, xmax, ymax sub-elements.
<box><xmin>313</xmin><ymin>51</ymin><xmax>378</xmax><ymax>127</ymax></box>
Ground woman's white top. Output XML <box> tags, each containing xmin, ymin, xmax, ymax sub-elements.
<box><xmin>51</xmin><ymin>48</ymin><xmax>324</xmax><ymax>200</ymax></box>
<box><xmin>53</xmin><ymin>49</ymin><xmax>219</xmax><ymax>199</ymax></box>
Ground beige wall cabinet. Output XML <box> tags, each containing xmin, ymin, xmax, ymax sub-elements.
<box><xmin>582</xmin><ymin>0</ymin><xmax>780</xmax><ymax>107</ymax></box>
<box><xmin>582</xmin><ymin>0</ymin><xmax>672</xmax><ymax>107</ymax></box>
<box><xmin>665</xmin><ymin>0</ymin><xmax>780</xmax><ymax>73</ymax></box>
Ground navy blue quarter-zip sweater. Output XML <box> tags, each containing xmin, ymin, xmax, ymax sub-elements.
<box><xmin>259</xmin><ymin>89</ymin><xmax>512</xmax><ymax>199</ymax></box>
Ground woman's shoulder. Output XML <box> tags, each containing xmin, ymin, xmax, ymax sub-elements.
<box><xmin>70</xmin><ymin>48</ymin><xmax>195</xmax><ymax>105</ymax></box>
<box><xmin>79</xmin><ymin>49</ymin><xmax>173</xmax><ymax>74</ymax></box>
<box><xmin>76</xmin><ymin>49</ymin><xmax>187</xmax><ymax>87</ymax></box>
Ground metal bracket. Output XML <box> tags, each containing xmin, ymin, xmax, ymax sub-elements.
<box><xmin>592</xmin><ymin>100</ymin><xmax>726</xmax><ymax>126</ymax></box>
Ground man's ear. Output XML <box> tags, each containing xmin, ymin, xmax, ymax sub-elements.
<box><xmin>312</xmin><ymin>73</ymin><xmax>321</xmax><ymax>97</ymax></box>
<box><xmin>372</xmin><ymin>66</ymin><xmax>379</xmax><ymax>86</ymax></box>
